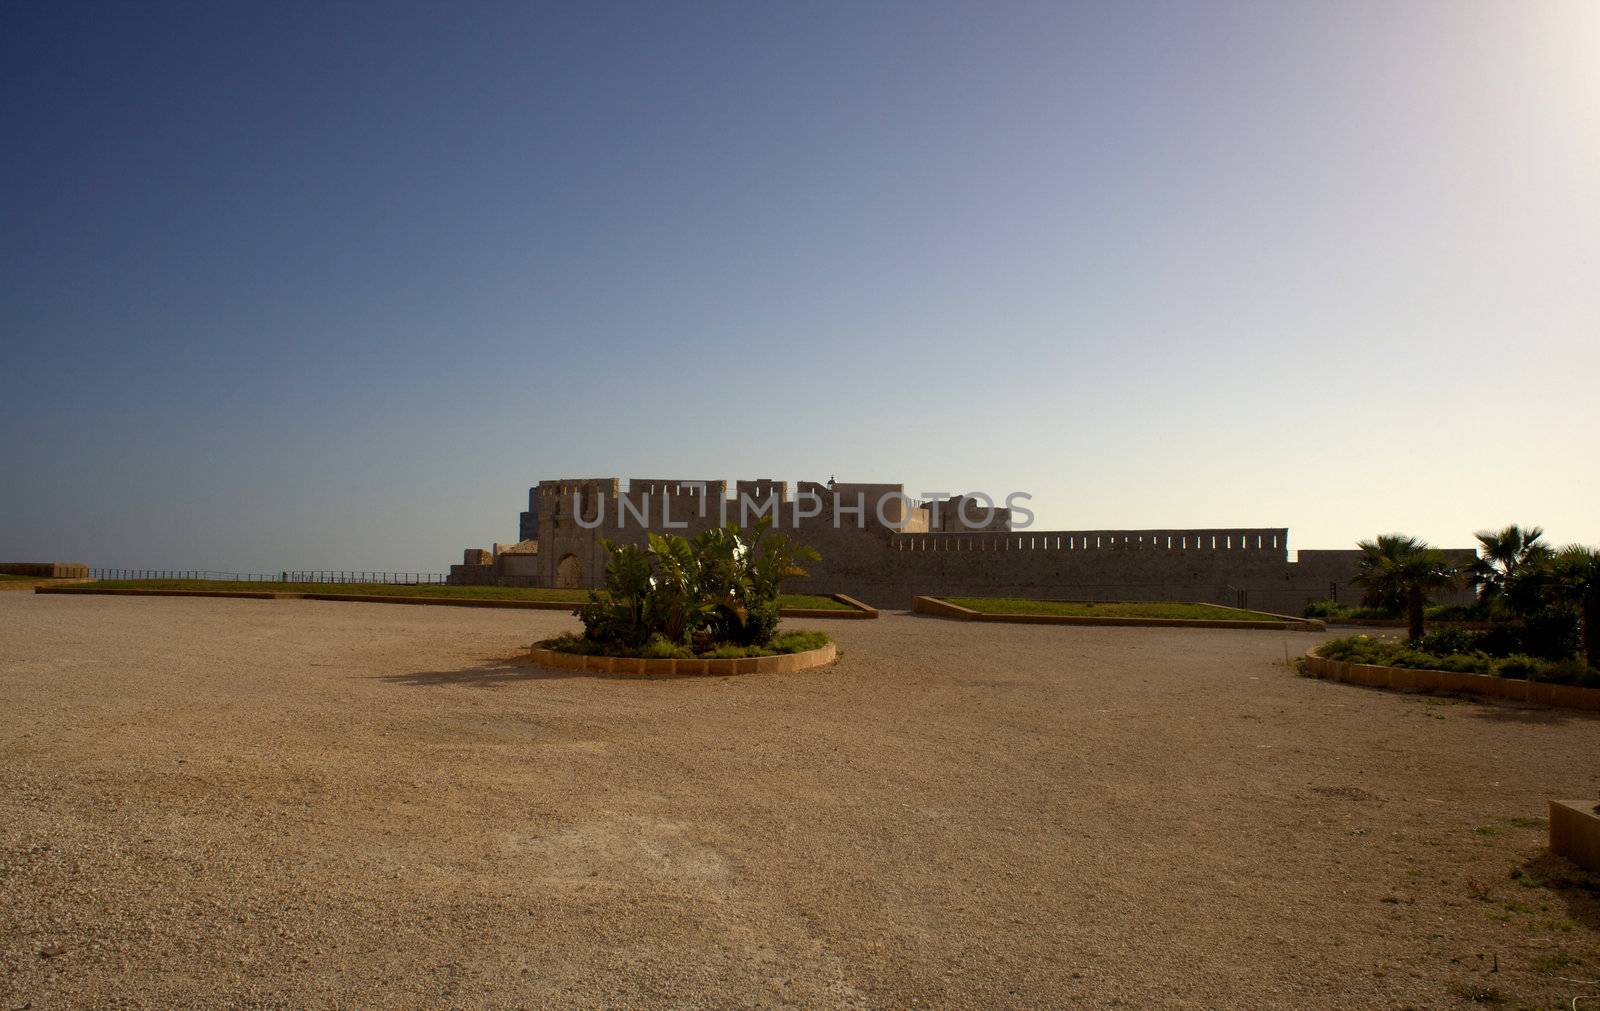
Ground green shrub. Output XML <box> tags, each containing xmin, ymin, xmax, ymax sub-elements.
<box><xmin>1317</xmin><ymin>635</ymin><xmax>1390</xmax><ymax>664</ymax></box>
<box><xmin>1473</xmin><ymin>613</ymin><xmax>1582</xmax><ymax>661</ymax></box>
<box><xmin>575</xmin><ymin>543</ymin><xmax>655</xmax><ymax>649</ymax></box>
<box><xmin>1535</xmin><ymin>658</ymin><xmax>1599</xmax><ymax>687</ymax></box>
<box><xmin>1316</xmin><ymin>636</ymin><xmax>1489</xmax><ymax>674</ymax></box>
<box><xmin>1350</xmin><ymin>606</ymin><xmax>1401</xmax><ymax>620</ymax></box>
<box><xmin>1413</xmin><ymin>628</ymin><xmax>1485</xmax><ymax>656</ymax></box>
<box><xmin>1429</xmin><ymin>653</ymin><xmax>1491</xmax><ymax>674</ymax></box>
<box><xmin>544</xmin><ymin>632</ymin><xmax>601</xmax><ymax>655</ymax></box>
<box><xmin>1303</xmin><ymin>599</ymin><xmax>1350</xmax><ymax>619</ymax></box>
<box><xmin>571</xmin><ymin>519</ymin><xmax>821</xmax><ymax>656</ymax></box>
<box><xmin>1492</xmin><ymin>654</ymin><xmax>1541</xmax><ymax>681</ymax></box>
<box><xmin>769</xmin><ymin>630</ymin><xmax>831</xmax><ymax>654</ymax></box>
<box><xmin>1386</xmin><ymin>647</ymin><xmax>1426</xmax><ymax>667</ymax></box>
<box><xmin>1317</xmin><ymin>637</ymin><xmax>1600</xmax><ymax>684</ymax></box>
<box><xmin>1320</xmin><ymin>527</ymin><xmax>1600</xmax><ymax>683</ymax></box>
<box><xmin>746</xmin><ymin>601</ymin><xmax>782</xmax><ymax>647</ymax></box>
<box><xmin>1517</xmin><ymin>612</ymin><xmax>1582</xmax><ymax>661</ymax></box>
<box><xmin>695</xmin><ymin>524</ymin><xmax>814</xmax><ymax>647</ymax></box>
<box><xmin>639</xmin><ymin>635</ymin><xmax>692</xmax><ymax>660</ymax></box>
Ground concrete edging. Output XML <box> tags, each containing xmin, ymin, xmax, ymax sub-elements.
<box><xmin>1550</xmin><ymin>799</ymin><xmax>1600</xmax><ymax>871</ymax></box>
<box><xmin>779</xmin><ymin>594</ymin><xmax>878</xmax><ymax>620</ymax></box>
<box><xmin>527</xmin><ymin>640</ymin><xmax>837</xmax><ymax>677</ymax></box>
<box><xmin>1301</xmin><ymin>651</ymin><xmax>1600</xmax><ymax>712</ymax></box>
<box><xmin>912</xmin><ymin>595</ymin><xmax>1324</xmax><ymax>631</ymax></box>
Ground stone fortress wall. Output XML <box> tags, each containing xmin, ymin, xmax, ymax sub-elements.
<box><xmin>451</xmin><ymin>477</ymin><xmax>1477</xmax><ymax>614</ymax></box>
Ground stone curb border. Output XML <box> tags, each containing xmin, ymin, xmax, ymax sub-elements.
<box><xmin>912</xmin><ymin>595</ymin><xmax>1325</xmax><ymax>631</ymax></box>
<box><xmin>780</xmin><ymin>594</ymin><xmax>878</xmax><ymax>619</ymax></box>
<box><xmin>1550</xmin><ymin>800</ymin><xmax>1600</xmax><ymax>871</ymax></box>
<box><xmin>33</xmin><ymin>586</ymin><xmax>878</xmax><ymax>618</ymax></box>
<box><xmin>1301</xmin><ymin>651</ymin><xmax>1600</xmax><ymax>712</ymax></box>
<box><xmin>528</xmin><ymin>641</ymin><xmax>837</xmax><ymax>677</ymax></box>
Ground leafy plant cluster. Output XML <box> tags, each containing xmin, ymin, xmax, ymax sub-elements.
<box><xmin>1308</xmin><ymin>524</ymin><xmax>1600</xmax><ymax>678</ymax></box>
<box><xmin>1302</xmin><ymin>599</ymin><xmax>1419</xmax><ymax>621</ymax></box>
<box><xmin>1316</xmin><ymin>634</ymin><xmax>1597</xmax><ymax>686</ymax></box>
<box><xmin>567</xmin><ymin>519</ymin><xmax>823</xmax><ymax>657</ymax></box>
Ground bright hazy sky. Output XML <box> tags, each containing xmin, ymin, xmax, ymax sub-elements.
<box><xmin>2</xmin><ymin>1</ymin><xmax>1596</xmax><ymax>573</ymax></box>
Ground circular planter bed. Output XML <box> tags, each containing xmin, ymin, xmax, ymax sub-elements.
<box><xmin>1301</xmin><ymin>650</ymin><xmax>1600</xmax><ymax>712</ymax></box>
<box><xmin>529</xmin><ymin>640</ymin><xmax>836</xmax><ymax>677</ymax></box>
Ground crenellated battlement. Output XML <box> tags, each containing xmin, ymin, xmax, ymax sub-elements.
<box><xmin>477</xmin><ymin>476</ymin><xmax>1475</xmax><ymax>613</ymax></box>
<box><xmin>537</xmin><ymin>478</ymin><xmax>620</xmax><ymax>498</ymax></box>
<box><xmin>890</xmin><ymin>528</ymin><xmax>1288</xmax><ymax>555</ymax></box>
<box><xmin>735</xmin><ymin>479</ymin><xmax>790</xmax><ymax>504</ymax></box>
<box><xmin>628</xmin><ymin>479</ymin><xmax>728</xmax><ymax>498</ymax></box>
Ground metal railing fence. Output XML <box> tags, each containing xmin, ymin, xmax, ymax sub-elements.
<box><xmin>88</xmin><ymin>569</ymin><xmax>447</xmax><ymax>585</ymax></box>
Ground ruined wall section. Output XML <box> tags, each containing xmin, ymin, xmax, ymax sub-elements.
<box><xmin>534</xmin><ymin>478</ymin><xmax>732</xmax><ymax>589</ymax></box>
<box><xmin>926</xmin><ymin>494</ymin><xmax>1012</xmax><ymax>532</ymax></box>
<box><xmin>468</xmin><ymin>478</ymin><xmax>1480</xmax><ymax>614</ymax></box>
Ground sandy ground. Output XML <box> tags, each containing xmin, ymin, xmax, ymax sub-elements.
<box><xmin>1</xmin><ymin>593</ymin><xmax>1597</xmax><ymax>1010</ymax></box>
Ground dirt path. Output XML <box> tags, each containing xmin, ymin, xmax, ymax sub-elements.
<box><xmin>2</xmin><ymin>593</ymin><xmax>1596</xmax><ymax>1008</ymax></box>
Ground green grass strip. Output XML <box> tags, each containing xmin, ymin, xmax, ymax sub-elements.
<box><xmin>946</xmin><ymin>597</ymin><xmax>1286</xmax><ymax>622</ymax></box>
<box><xmin>79</xmin><ymin>579</ymin><xmax>850</xmax><ymax>610</ymax></box>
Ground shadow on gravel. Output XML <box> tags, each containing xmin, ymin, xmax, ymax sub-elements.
<box><xmin>377</xmin><ymin>654</ymin><xmax>726</xmax><ymax>687</ymax></box>
<box><xmin>1462</xmin><ymin>703</ymin><xmax>1600</xmax><ymax>727</ymax></box>
<box><xmin>1514</xmin><ymin>851</ymin><xmax>1600</xmax><ymax>933</ymax></box>
<box><xmin>377</xmin><ymin>657</ymin><xmax>572</xmax><ymax>687</ymax></box>
<box><xmin>1303</xmin><ymin>678</ymin><xmax>1600</xmax><ymax>726</ymax></box>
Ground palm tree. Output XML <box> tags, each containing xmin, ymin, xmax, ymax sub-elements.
<box><xmin>1354</xmin><ymin>534</ymin><xmax>1461</xmax><ymax>641</ymax></box>
<box><xmin>1548</xmin><ymin>546</ymin><xmax>1600</xmax><ymax>669</ymax></box>
<box><xmin>1470</xmin><ymin>524</ymin><xmax>1547</xmax><ymax>607</ymax></box>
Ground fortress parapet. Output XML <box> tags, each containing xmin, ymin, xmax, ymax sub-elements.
<box><xmin>473</xmin><ymin>477</ymin><xmax>1475</xmax><ymax>612</ymax></box>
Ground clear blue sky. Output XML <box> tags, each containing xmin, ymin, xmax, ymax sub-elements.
<box><xmin>3</xmin><ymin>1</ymin><xmax>1596</xmax><ymax>573</ymax></box>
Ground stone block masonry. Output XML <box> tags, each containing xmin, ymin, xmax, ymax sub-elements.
<box><xmin>1</xmin><ymin>562</ymin><xmax>89</xmax><ymax>578</ymax></box>
<box><xmin>453</xmin><ymin>478</ymin><xmax>1479</xmax><ymax>612</ymax></box>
